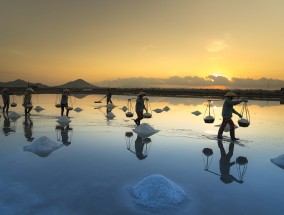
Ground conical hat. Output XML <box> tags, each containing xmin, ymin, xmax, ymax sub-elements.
<box><xmin>224</xmin><ymin>91</ymin><xmax>237</xmax><ymax>97</ymax></box>
<box><xmin>138</xmin><ymin>91</ymin><xmax>146</xmax><ymax>96</ymax></box>
<box><xmin>26</xmin><ymin>88</ymin><xmax>34</xmax><ymax>93</ymax></box>
<box><xmin>63</xmin><ymin>89</ymin><xmax>70</xmax><ymax>93</ymax></box>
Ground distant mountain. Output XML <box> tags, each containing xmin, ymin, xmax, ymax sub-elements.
<box><xmin>56</xmin><ymin>79</ymin><xmax>99</xmax><ymax>89</ymax></box>
<box><xmin>0</xmin><ymin>79</ymin><xmax>49</xmax><ymax>88</ymax></box>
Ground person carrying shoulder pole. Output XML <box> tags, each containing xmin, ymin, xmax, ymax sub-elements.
<box><xmin>134</xmin><ymin>92</ymin><xmax>147</xmax><ymax>126</ymax></box>
<box><xmin>2</xmin><ymin>88</ymin><xmax>10</xmax><ymax>115</ymax></box>
<box><xmin>23</xmin><ymin>88</ymin><xmax>34</xmax><ymax>116</ymax></box>
<box><xmin>217</xmin><ymin>91</ymin><xmax>247</xmax><ymax>141</ymax></box>
<box><xmin>104</xmin><ymin>89</ymin><xmax>113</xmax><ymax>105</ymax></box>
<box><xmin>61</xmin><ymin>89</ymin><xmax>70</xmax><ymax>117</ymax></box>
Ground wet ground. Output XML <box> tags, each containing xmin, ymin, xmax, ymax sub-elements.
<box><xmin>0</xmin><ymin>94</ymin><xmax>283</xmax><ymax>215</ymax></box>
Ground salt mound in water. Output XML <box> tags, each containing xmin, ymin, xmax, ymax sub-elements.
<box><xmin>133</xmin><ymin>123</ymin><xmax>159</xmax><ymax>138</ymax></box>
<box><xmin>56</xmin><ymin>116</ymin><xmax>71</xmax><ymax>124</ymax></box>
<box><xmin>106</xmin><ymin>112</ymin><xmax>115</xmax><ymax>119</ymax></box>
<box><xmin>9</xmin><ymin>112</ymin><xmax>21</xmax><ymax>119</ymax></box>
<box><xmin>107</xmin><ymin>103</ymin><xmax>116</xmax><ymax>109</ymax></box>
<box><xmin>23</xmin><ymin>136</ymin><xmax>62</xmax><ymax>157</ymax></box>
<box><xmin>74</xmin><ymin>107</ymin><xmax>83</xmax><ymax>112</ymax></box>
<box><xmin>153</xmin><ymin>109</ymin><xmax>163</xmax><ymax>113</ymax></box>
<box><xmin>192</xmin><ymin>110</ymin><xmax>202</xmax><ymax>116</ymax></box>
<box><xmin>34</xmin><ymin>106</ymin><xmax>44</xmax><ymax>112</ymax></box>
<box><xmin>163</xmin><ymin>106</ymin><xmax>170</xmax><ymax>111</ymax></box>
<box><xmin>122</xmin><ymin>106</ymin><xmax>128</xmax><ymax>112</ymax></box>
<box><xmin>131</xmin><ymin>174</ymin><xmax>186</xmax><ymax>209</ymax></box>
<box><xmin>271</xmin><ymin>154</ymin><xmax>284</xmax><ymax>169</ymax></box>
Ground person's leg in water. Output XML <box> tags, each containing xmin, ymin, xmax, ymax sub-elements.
<box><xmin>135</xmin><ymin>111</ymin><xmax>143</xmax><ymax>125</ymax></box>
<box><xmin>226</xmin><ymin>119</ymin><xmax>239</xmax><ymax>141</ymax></box>
<box><xmin>61</xmin><ymin>104</ymin><xmax>65</xmax><ymax>116</ymax></box>
<box><xmin>217</xmin><ymin>118</ymin><xmax>228</xmax><ymax>139</ymax></box>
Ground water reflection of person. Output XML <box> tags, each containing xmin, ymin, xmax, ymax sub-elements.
<box><xmin>218</xmin><ymin>140</ymin><xmax>242</xmax><ymax>184</ymax></box>
<box><xmin>23</xmin><ymin>116</ymin><xmax>34</xmax><ymax>142</ymax></box>
<box><xmin>3</xmin><ymin>115</ymin><xmax>15</xmax><ymax>136</ymax></box>
<box><xmin>60</xmin><ymin>125</ymin><xmax>72</xmax><ymax>146</ymax></box>
<box><xmin>135</xmin><ymin>136</ymin><xmax>146</xmax><ymax>160</ymax></box>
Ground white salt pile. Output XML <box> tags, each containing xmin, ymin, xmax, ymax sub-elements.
<box><xmin>34</xmin><ymin>106</ymin><xmax>44</xmax><ymax>112</ymax></box>
<box><xmin>143</xmin><ymin>112</ymin><xmax>152</xmax><ymax>118</ymax></box>
<box><xmin>192</xmin><ymin>111</ymin><xmax>202</xmax><ymax>116</ymax></box>
<box><xmin>106</xmin><ymin>112</ymin><xmax>116</xmax><ymax>119</ymax></box>
<box><xmin>107</xmin><ymin>103</ymin><xmax>116</xmax><ymax>109</ymax></box>
<box><xmin>271</xmin><ymin>154</ymin><xmax>284</xmax><ymax>169</ymax></box>
<box><xmin>56</xmin><ymin>116</ymin><xmax>71</xmax><ymax>124</ymax></box>
<box><xmin>9</xmin><ymin>112</ymin><xmax>21</xmax><ymax>119</ymax></box>
<box><xmin>74</xmin><ymin>107</ymin><xmax>83</xmax><ymax>112</ymax></box>
<box><xmin>126</xmin><ymin>112</ymin><xmax>134</xmax><ymax>117</ymax></box>
<box><xmin>23</xmin><ymin>136</ymin><xmax>62</xmax><ymax>157</ymax></box>
<box><xmin>163</xmin><ymin>106</ymin><xmax>170</xmax><ymax>111</ymax></box>
<box><xmin>122</xmin><ymin>106</ymin><xmax>128</xmax><ymax>112</ymax></box>
<box><xmin>153</xmin><ymin>109</ymin><xmax>163</xmax><ymax>113</ymax></box>
<box><xmin>133</xmin><ymin>123</ymin><xmax>159</xmax><ymax>138</ymax></box>
<box><xmin>131</xmin><ymin>174</ymin><xmax>187</xmax><ymax>209</ymax></box>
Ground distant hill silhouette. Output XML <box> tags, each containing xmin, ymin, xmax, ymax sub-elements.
<box><xmin>56</xmin><ymin>79</ymin><xmax>98</xmax><ymax>89</ymax></box>
<box><xmin>0</xmin><ymin>79</ymin><xmax>49</xmax><ymax>88</ymax></box>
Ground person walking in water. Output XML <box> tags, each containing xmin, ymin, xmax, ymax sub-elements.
<box><xmin>2</xmin><ymin>88</ymin><xmax>10</xmax><ymax>115</ymax></box>
<box><xmin>104</xmin><ymin>89</ymin><xmax>112</xmax><ymax>105</ymax></box>
<box><xmin>61</xmin><ymin>89</ymin><xmax>70</xmax><ymax>117</ymax></box>
<box><xmin>217</xmin><ymin>91</ymin><xmax>247</xmax><ymax>141</ymax></box>
<box><xmin>134</xmin><ymin>92</ymin><xmax>147</xmax><ymax>126</ymax></box>
<box><xmin>23</xmin><ymin>88</ymin><xmax>34</xmax><ymax>116</ymax></box>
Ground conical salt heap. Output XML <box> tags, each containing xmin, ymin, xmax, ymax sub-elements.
<box><xmin>153</xmin><ymin>109</ymin><xmax>163</xmax><ymax>113</ymax></box>
<box><xmin>163</xmin><ymin>106</ymin><xmax>170</xmax><ymax>111</ymax></box>
<box><xmin>74</xmin><ymin>107</ymin><xmax>83</xmax><ymax>112</ymax></box>
<box><xmin>106</xmin><ymin>112</ymin><xmax>116</xmax><ymax>119</ymax></box>
<box><xmin>107</xmin><ymin>103</ymin><xmax>116</xmax><ymax>109</ymax></box>
<box><xmin>9</xmin><ymin>112</ymin><xmax>21</xmax><ymax>120</ymax></box>
<box><xmin>23</xmin><ymin>136</ymin><xmax>62</xmax><ymax>157</ymax></box>
<box><xmin>122</xmin><ymin>106</ymin><xmax>128</xmax><ymax>112</ymax></box>
<box><xmin>56</xmin><ymin>116</ymin><xmax>71</xmax><ymax>124</ymax></box>
<box><xmin>192</xmin><ymin>111</ymin><xmax>202</xmax><ymax>116</ymax></box>
<box><xmin>34</xmin><ymin>106</ymin><xmax>44</xmax><ymax>112</ymax></box>
<box><xmin>131</xmin><ymin>174</ymin><xmax>187</xmax><ymax>209</ymax></box>
<box><xmin>133</xmin><ymin>123</ymin><xmax>159</xmax><ymax>138</ymax></box>
<box><xmin>271</xmin><ymin>154</ymin><xmax>284</xmax><ymax>169</ymax></box>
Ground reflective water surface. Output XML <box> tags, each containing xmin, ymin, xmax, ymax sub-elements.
<box><xmin>0</xmin><ymin>94</ymin><xmax>284</xmax><ymax>215</ymax></box>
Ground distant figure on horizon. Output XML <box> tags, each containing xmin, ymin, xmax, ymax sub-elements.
<box><xmin>61</xmin><ymin>89</ymin><xmax>70</xmax><ymax>117</ymax></box>
<box><xmin>134</xmin><ymin>92</ymin><xmax>147</xmax><ymax>126</ymax></box>
<box><xmin>2</xmin><ymin>88</ymin><xmax>10</xmax><ymax>115</ymax></box>
<box><xmin>103</xmin><ymin>89</ymin><xmax>113</xmax><ymax>105</ymax></box>
<box><xmin>217</xmin><ymin>91</ymin><xmax>247</xmax><ymax>141</ymax></box>
<box><xmin>23</xmin><ymin>88</ymin><xmax>34</xmax><ymax>116</ymax></box>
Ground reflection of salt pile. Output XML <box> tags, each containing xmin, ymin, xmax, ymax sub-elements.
<box><xmin>23</xmin><ymin>136</ymin><xmax>62</xmax><ymax>157</ymax></box>
<box><xmin>9</xmin><ymin>112</ymin><xmax>21</xmax><ymax>120</ymax></box>
<box><xmin>271</xmin><ymin>154</ymin><xmax>284</xmax><ymax>169</ymax></box>
<box><xmin>34</xmin><ymin>106</ymin><xmax>44</xmax><ymax>112</ymax></box>
<box><xmin>106</xmin><ymin>112</ymin><xmax>116</xmax><ymax>119</ymax></box>
<box><xmin>122</xmin><ymin>106</ymin><xmax>128</xmax><ymax>112</ymax></box>
<box><xmin>192</xmin><ymin>111</ymin><xmax>201</xmax><ymax>116</ymax></box>
<box><xmin>107</xmin><ymin>103</ymin><xmax>116</xmax><ymax>109</ymax></box>
<box><xmin>74</xmin><ymin>107</ymin><xmax>83</xmax><ymax>112</ymax></box>
<box><xmin>131</xmin><ymin>174</ymin><xmax>186</xmax><ymax>209</ymax></box>
<box><xmin>56</xmin><ymin>116</ymin><xmax>71</xmax><ymax>124</ymax></box>
<box><xmin>153</xmin><ymin>109</ymin><xmax>163</xmax><ymax>113</ymax></box>
<box><xmin>163</xmin><ymin>106</ymin><xmax>170</xmax><ymax>111</ymax></box>
<box><xmin>133</xmin><ymin>123</ymin><xmax>159</xmax><ymax>138</ymax></box>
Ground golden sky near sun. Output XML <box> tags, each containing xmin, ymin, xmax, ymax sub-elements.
<box><xmin>0</xmin><ymin>0</ymin><xmax>284</xmax><ymax>85</ymax></box>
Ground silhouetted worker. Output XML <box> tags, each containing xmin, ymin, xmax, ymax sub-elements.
<box><xmin>61</xmin><ymin>125</ymin><xmax>72</xmax><ymax>146</ymax></box>
<box><xmin>135</xmin><ymin>136</ymin><xmax>146</xmax><ymax>160</ymax></box>
<box><xmin>23</xmin><ymin>116</ymin><xmax>34</xmax><ymax>142</ymax></box>
<box><xmin>218</xmin><ymin>140</ymin><xmax>243</xmax><ymax>184</ymax></box>
<box><xmin>2</xmin><ymin>88</ymin><xmax>10</xmax><ymax>115</ymax></box>
<box><xmin>134</xmin><ymin>92</ymin><xmax>147</xmax><ymax>126</ymax></box>
<box><xmin>217</xmin><ymin>91</ymin><xmax>247</xmax><ymax>141</ymax></box>
<box><xmin>104</xmin><ymin>89</ymin><xmax>113</xmax><ymax>105</ymax></box>
<box><xmin>23</xmin><ymin>88</ymin><xmax>34</xmax><ymax>116</ymax></box>
<box><xmin>61</xmin><ymin>89</ymin><xmax>70</xmax><ymax>117</ymax></box>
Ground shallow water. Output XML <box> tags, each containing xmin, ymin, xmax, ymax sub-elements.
<box><xmin>0</xmin><ymin>94</ymin><xmax>284</xmax><ymax>215</ymax></box>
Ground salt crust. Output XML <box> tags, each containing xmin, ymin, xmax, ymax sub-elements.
<box><xmin>163</xmin><ymin>106</ymin><xmax>170</xmax><ymax>111</ymax></box>
<box><xmin>23</xmin><ymin>136</ymin><xmax>62</xmax><ymax>157</ymax></box>
<box><xmin>153</xmin><ymin>109</ymin><xmax>163</xmax><ymax>113</ymax></box>
<box><xmin>131</xmin><ymin>174</ymin><xmax>186</xmax><ymax>209</ymax></box>
<box><xmin>133</xmin><ymin>123</ymin><xmax>159</xmax><ymax>138</ymax></box>
<box><xmin>191</xmin><ymin>111</ymin><xmax>202</xmax><ymax>116</ymax></box>
<box><xmin>271</xmin><ymin>154</ymin><xmax>284</xmax><ymax>169</ymax></box>
<box><xmin>56</xmin><ymin>116</ymin><xmax>71</xmax><ymax>124</ymax></box>
<box><xmin>74</xmin><ymin>107</ymin><xmax>83</xmax><ymax>112</ymax></box>
<box><xmin>34</xmin><ymin>106</ymin><xmax>44</xmax><ymax>111</ymax></box>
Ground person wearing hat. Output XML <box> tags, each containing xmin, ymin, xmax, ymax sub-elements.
<box><xmin>61</xmin><ymin>89</ymin><xmax>70</xmax><ymax>117</ymax></box>
<box><xmin>23</xmin><ymin>88</ymin><xmax>34</xmax><ymax>116</ymax></box>
<box><xmin>103</xmin><ymin>88</ymin><xmax>113</xmax><ymax>105</ymax></box>
<box><xmin>134</xmin><ymin>92</ymin><xmax>147</xmax><ymax>126</ymax></box>
<box><xmin>217</xmin><ymin>91</ymin><xmax>247</xmax><ymax>141</ymax></box>
<box><xmin>2</xmin><ymin>88</ymin><xmax>10</xmax><ymax>115</ymax></box>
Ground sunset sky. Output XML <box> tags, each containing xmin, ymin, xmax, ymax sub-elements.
<box><xmin>1</xmin><ymin>0</ymin><xmax>284</xmax><ymax>89</ymax></box>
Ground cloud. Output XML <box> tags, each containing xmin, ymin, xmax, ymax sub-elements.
<box><xmin>95</xmin><ymin>76</ymin><xmax>284</xmax><ymax>90</ymax></box>
<box><xmin>207</xmin><ymin>40</ymin><xmax>228</xmax><ymax>52</ymax></box>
